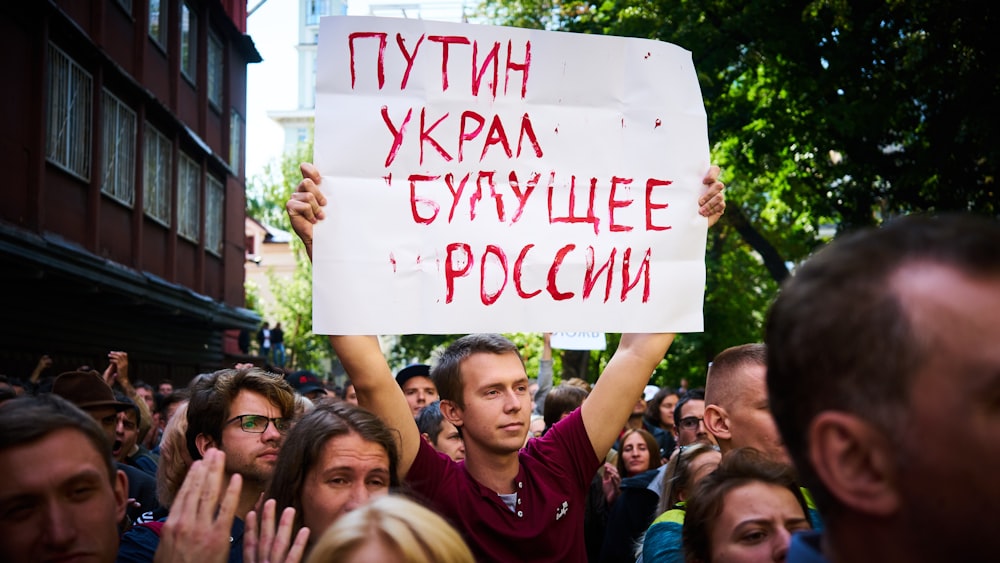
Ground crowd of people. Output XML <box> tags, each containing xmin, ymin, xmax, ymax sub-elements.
<box><xmin>1</xmin><ymin>162</ymin><xmax>997</xmax><ymax>563</ymax></box>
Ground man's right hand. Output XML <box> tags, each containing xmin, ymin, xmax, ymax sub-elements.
<box><xmin>285</xmin><ymin>163</ymin><xmax>327</xmax><ymax>261</ymax></box>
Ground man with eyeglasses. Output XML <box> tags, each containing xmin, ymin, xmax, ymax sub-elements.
<box><xmin>672</xmin><ymin>389</ymin><xmax>716</xmax><ymax>448</ymax></box>
<box><xmin>118</xmin><ymin>367</ymin><xmax>296</xmax><ymax>562</ymax></box>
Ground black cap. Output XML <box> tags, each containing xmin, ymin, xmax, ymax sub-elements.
<box><xmin>395</xmin><ymin>364</ymin><xmax>431</xmax><ymax>388</ymax></box>
<box><xmin>285</xmin><ymin>371</ymin><xmax>326</xmax><ymax>396</ymax></box>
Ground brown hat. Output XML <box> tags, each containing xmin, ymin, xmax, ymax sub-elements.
<box><xmin>52</xmin><ymin>370</ymin><xmax>133</xmax><ymax>412</ymax></box>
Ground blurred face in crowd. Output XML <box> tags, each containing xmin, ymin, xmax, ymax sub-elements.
<box><xmin>659</xmin><ymin>393</ymin><xmax>679</xmax><ymax>429</ymax></box>
<box><xmin>343</xmin><ymin>383</ymin><xmax>358</xmax><ymax>406</ymax></box>
<box><xmin>676</xmin><ymin>400</ymin><xmax>716</xmax><ymax>447</ymax></box>
<box><xmin>431</xmin><ymin>420</ymin><xmax>466</xmax><ymax>462</ymax></box>
<box><xmin>300</xmin><ymin>432</ymin><xmax>391</xmax><ymax>538</ymax></box>
<box><xmin>720</xmin><ymin>364</ymin><xmax>789</xmax><ymax>464</ymax></box>
<box><xmin>135</xmin><ymin>387</ymin><xmax>155</xmax><ymax>412</ymax></box>
<box><xmin>113</xmin><ymin>410</ymin><xmax>139</xmax><ymax>462</ymax></box>
<box><xmin>401</xmin><ymin>376</ymin><xmax>438</xmax><ymax>417</ymax></box>
<box><xmin>158</xmin><ymin>383</ymin><xmax>174</xmax><ymax>396</ymax></box>
<box><xmin>708</xmin><ymin>481</ymin><xmax>810</xmax><ymax>563</ymax></box>
<box><xmin>621</xmin><ymin>431</ymin><xmax>651</xmax><ymax>476</ymax></box>
<box><xmin>0</xmin><ymin>428</ymin><xmax>127</xmax><ymax>563</ymax></box>
<box><xmin>86</xmin><ymin>406</ymin><xmax>120</xmax><ymax>446</ymax></box>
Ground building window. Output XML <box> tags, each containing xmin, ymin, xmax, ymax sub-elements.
<box><xmin>149</xmin><ymin>0</ymin><xmax>167</xmax><ymax>49</ymax></box>
<box><xmin>206</xmin><ymin>175</ymin><xmax>225</xmax><ymax>256</ymax></box>
<box><xmin>46</xmin><ymin>43</ymin><xmax>92</xmax><ymax>181</ymax></box>
<box><xmin>178</xmin><ymin>152</ymin><xmax>201</xmax><ymax>243</ymax></box>
<box><xmin>229</xmin><ymin>110</ymin><xmax>243</xmax><ymax>172</ymax></box>
<box><xmin>180</xmin><ymin>2</ymin><xmax>198</xmax><ymax>84</ymax></box>
<box><xmin>101</xmin><ymin>90</ymin><xmax>136</xmax><ymax>206</ymax></box>
<box><xmin>306</xmin><ymin>0</ymin><xmax>329</xmax><ymax>25</ymax></box>
<box><xmin>207</xmin><ymin>31</ymin><xmax>223</xmax><ymax>111</ymax></box>
<box><xmin>144</xmin><ymin>124</ymin><xmax>172</xmax><ymax>225</ymax></box>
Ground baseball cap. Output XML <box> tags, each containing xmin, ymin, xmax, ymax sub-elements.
<box><xmin>395</xmin><ymin>363</ymin><xmax>431</xmax><ymax>388</ymax></box>
<box><xmin>285</xmin><ymin>370</ymin><xmax>326</xmax><ymax>396</ymax></box>
<box><xmin>52</xmin><ymin>370</ymin><xmax>134</xmax><ymax>412</ymax></box>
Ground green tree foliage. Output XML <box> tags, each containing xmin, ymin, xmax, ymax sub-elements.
<box><xmin>246</xmin><ymin>139</ymin><xmax>333</xmax><ymax>373</ymax></box>
<box><xmin>473</xmin><ymin>0</ymin><xmax>999</xmax><ymax>382</ymax></box>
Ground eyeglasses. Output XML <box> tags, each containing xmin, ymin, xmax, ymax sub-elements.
<box><xmin>227</xmin><ymin>414</ymin><xmax>291</xmax><ymax>434</ymax></box>
<box><xmin>677</xmin><ymin>416</ymin><xmax>705</xmax><ymax>431</ymax></box>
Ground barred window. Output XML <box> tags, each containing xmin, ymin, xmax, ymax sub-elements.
<box><xmin>205</xmin><ymin>175</ymin><xmax>225</xmax><ymax>256</ymax></box>
<box><xmin>178</xmin><ymin>152</ymin><xmax>201</xmax><ymax>243</ymax></box>
<box><xmin>180</xmin><ymin>2</ymin><xmax>198</xmax><ymax>83</ymax></box>
<box><xmin>149</xmin><ymin>0</ymin><xmax>167</xmax><ymax>49</ymax></box>
<box><xmin>208</xmin><ymin>31</ymin><xmax>223</xmax><ymax>111</ymax></box>
<box><xmin>144</xmin><ymin>124</ymin><xmax>172</xmax><ymax>225</ymax></box>
<box><xmin>229</xmin><ymin>110</ymin><xmax>243</xmax><ymax>172</ymax></box>
<box><xmin>46</xmin><ymin>43</ymin><xmax>92</xmax><ymax>181</ymax></box>
<box><xmin>101</xmin><ymin>90</ymin><xmax>136</xmax><ymax>206</ymax></box>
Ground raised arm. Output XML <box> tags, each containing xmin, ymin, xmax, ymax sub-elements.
<box><xmin>286</xmin><ymin>164</ymin><xmax>423</xmax><ymax>478</ymax></box>
<box><xmin>581</xmin><ymin>166</ymin><xmax>725</xmax><ymax>459</ymax></box>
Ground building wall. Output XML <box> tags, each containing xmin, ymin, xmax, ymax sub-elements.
<box><xmin>0</xmin><ymin>0</ymin><xmax>262</xmax><ymax>383</ymax></box>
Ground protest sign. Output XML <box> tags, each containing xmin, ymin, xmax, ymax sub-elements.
<box><xmin>313</xmin><ymin>16</ymin><xmax>710</xmax><ymax>334</ymax></box>
<box><xmin>550</xmin><ymin>332</ymin><xmax>607</xmax><ymax>351</ymax></box>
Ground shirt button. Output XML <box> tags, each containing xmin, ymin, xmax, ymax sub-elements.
<box><xmin>518</xmin><ymin>482</ymin><xmax>523</xmax><ymax>489</ymax></box>
<box><xmin>517</xmin><ymin>498</ymin><xmax>522</xmax><ymax>504</ymax></box>
<box><xmin>517</xmin><ymin>510</ymin><xmax>523</xmax><ymax>517</ymax></box>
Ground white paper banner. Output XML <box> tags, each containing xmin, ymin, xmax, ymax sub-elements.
<box><xmin>551</xmin><ymin>332</ymin><xmax>608</xmax><ymax>351</ymax></box>
<box><xmin>313</xmin><ymin>16</ymin><xmax>709</xmax><ymax>335</ymax></box>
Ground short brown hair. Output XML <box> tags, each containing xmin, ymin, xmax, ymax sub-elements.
<box><xmin>431</xmin><ymin>334</ymin><xmax>523</xmax><ymax>408</ymax></box>
<box><xmin>0</xmin><ymin>394</ymin><xmax>115</xmax><ymax>484</ymax></box>
<box><xmin>185</xmin><ymin>367</ymin><xmax>296</xmax><ymax>461</ymax></box>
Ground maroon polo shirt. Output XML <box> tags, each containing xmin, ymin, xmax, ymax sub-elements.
<box><xmin>406</xmin><ymin>408</ymin><xmax>600</xmax><ymax>562</ymax></box>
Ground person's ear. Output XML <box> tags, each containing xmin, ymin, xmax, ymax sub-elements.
<box><xmin>703</xmin><ymin>404</ymin><xmax>730</xmax><ymax>442</ymax></box>
<box><xmin>195</xmin><ymin>433</ymin><xmax>218</xmax><ymax>458</ymax></box>
<box><xmin>809</xmin><ymin>412</ymin><xmax>900</xmax><ymax>517</ymax></box>
<box><xmin>439</xmin><ymin>400</ymin><xmax>464</xmax><ymax>429</ymax></box>
<box><xmin>112</xmin><ymin>468</ymin><xmax>129</xmax><ymax>522</ymax></box>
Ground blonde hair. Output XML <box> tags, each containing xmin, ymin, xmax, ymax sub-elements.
<box><xmin>306</xmin><ymin>495</ymin><xmax>473</xmax><ymax>563</ymax></box>
<box><xmin>156</xmin><ymin>401</ymin><xmax>191</xmax><ymax>507</ymax></box>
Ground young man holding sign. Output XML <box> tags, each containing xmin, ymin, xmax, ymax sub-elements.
<box><xmin>286</xmin><ymin>163</ymin><xmax>724</xmax><ymax>561</ymax></box>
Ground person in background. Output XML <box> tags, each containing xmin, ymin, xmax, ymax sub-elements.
<box><xmin>416</xmin><ymin>400</ymin><xmax>466</xmax><ymax>462</ymax></box>
<box><xmin>305</xmin><ymin>495</ymin><xmax>474</xmax><ymax>563</ymax></box>
<box><xmin>51</xmin><ymin>370</ymin><xmax>159</xmax><ymax>528</ymax></box>
<box><xmin>395</xmin><ymin>363</ymin><xmax>438</xmax><ymax>417</ymax></box>
<box><xmin>272</xmin><ymin>322</ymin><xmax>286</xmax><ymax>367</ymax></box>
<box><xmin>339</xmin><ymin>380</ymin><xmax>359</xmax><ymax>405</ymax></box>
<box><xmin>682</xmin><ymin>448</ymin><xmax>811</xmax><ymax>563</ymax></box>
<box><xmin>590</xmin><ymin>428</ymin><xmax>663</xmax><ymax>561</ymax></box>
<box><xmin>286</xmin><ymin>370</ymin><xmax>330</xmax><ymax>402</ymax></box>
<box><xmin>598</xmin><ymin>388</ymin><xmax>715</xmax><ymax>562</ymax></box>
<box><xmin>641</xmin><ymin>443</ymin><xmax>722</xmax><ymax>563</ymax></box>
<box><xmin>257</xmin><ymin>322</ymin><xmax>272</xmax><ymax>362</ymax></box>
<box><xmin>118</xmin><ymin>367</ymin><xmax>296</xmax><ymax>561</ymax></box>
<box><xmin>157</xmin><ymin>380</ymin><xmax>174</xmax><ymax>397</ymax></box>
<box><xmin>267</xmin><ymin>400</ymin><xmax>400</xmax><ymax>556</ymax></box>
<box><xmin>645</xmin><ymin>386</ymin><xmax>680</xmax><ymax>443</ymax></box>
